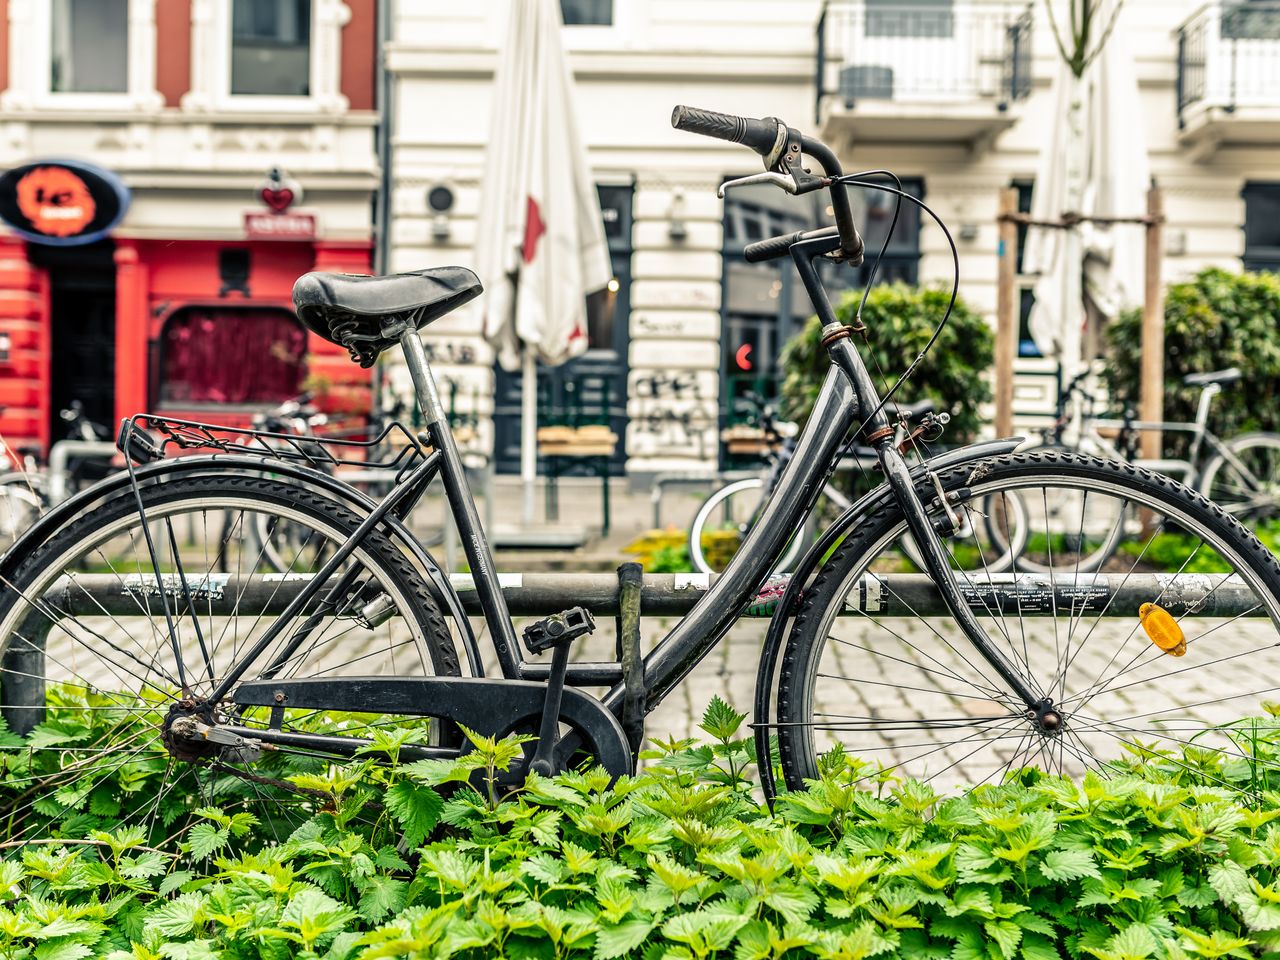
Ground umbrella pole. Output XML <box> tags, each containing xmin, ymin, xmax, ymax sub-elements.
<box><xmin>522</xmin><ymin>349</ymin><xmax>537</xmax><ymax>525</ymax></box>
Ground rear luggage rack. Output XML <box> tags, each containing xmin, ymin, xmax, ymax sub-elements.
<box><xmin>117</xmin><ymin>413</ymin><xmax>427</xmax><ymax>480</ymax></box>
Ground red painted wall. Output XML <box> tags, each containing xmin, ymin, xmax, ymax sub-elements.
<box><xmin>155</xmin><ymin>0</ymin><xmax>193</xmax><ymax>108</ymax></box>
<box><xmin>0</xmin><ymin>238</ymin><xmax>49</xmax><ymax>458</ymax></box>
<box><xmin>341</xmin><ymin>0</ymin><xmax>377</xmax><ymax>112</ymax></box>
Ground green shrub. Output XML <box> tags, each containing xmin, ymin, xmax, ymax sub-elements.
<box><xmin>8</xmin><ymin>695</ymin><xmax>1280</xmax><ymax>959</ymax></box>
<box><xmin>1105</xmin><ymin>268</ymin><xmax>1280</xmax><ymax>446</ymax></box>
<box><xmin>779</xmin><ymin>284</ymin><xmax>995</xmax><ymax>443</ymax></box>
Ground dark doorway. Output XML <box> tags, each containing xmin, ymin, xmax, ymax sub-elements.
<box><xmin>31</xmin><ymin>240</ymin><xmax>117</xmax><ymax>439</ymax></box>
<box><xmin>493</xmin><ymin>183</ymin><xmax>633</xmax><ymax>476</ymax></box>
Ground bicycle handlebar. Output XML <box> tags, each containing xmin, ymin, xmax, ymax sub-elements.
<box><xmin>671</xmin><ymin>105</ymin><xmax>864</xmax><ymax>265</ymax></box>
<box><xmin>744</xmin><ymin>226</ymin><xmax>840</xmax><ymax>263</ymax></box>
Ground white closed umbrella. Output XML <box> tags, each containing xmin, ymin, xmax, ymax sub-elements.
<box><xmin>1024</xmin><ymin>0</ymin><xmax>1149</xmax><ymax>385</ymax></box>
<box><xmin>474</xmin><ymin>0</ymin><xmax>611</xmax><ymax>524</ymax></box>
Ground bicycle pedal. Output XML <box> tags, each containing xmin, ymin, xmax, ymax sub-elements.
<box><xmin>523</xmin><ymin>607</ymin><xmax>596</xmax><ymax>655</ymax></box>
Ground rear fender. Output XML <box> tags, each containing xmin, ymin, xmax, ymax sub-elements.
<box><xmin>0</xmin><ymin>455</ymin><xmax>482</xmax><ymax>675</ymax></box>
<box><xmin>752</xmin><ymin>437</ymin><xmax>1024</xmax><ymax>803</ymax></box>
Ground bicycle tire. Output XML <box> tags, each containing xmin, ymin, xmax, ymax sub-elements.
<box><xmin>1199</xmin><ymin>431</ymin><xmax>1280</xmax><ymax>527</ymax></box>
<box><xmin>688</xmin><ymin>477</ymin><xmax>807</xmax><ymax>575</ymax></box>
<box><xmin>0</xmin><ymin>473</ymin><xmax>458</xmax><ymax>842</ymax></box>
<box><xmin>776</xmin><ymin>450</ymin><xmax>1280</xmax><ymax>793</ymax></box>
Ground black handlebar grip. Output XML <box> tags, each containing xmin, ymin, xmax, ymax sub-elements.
<box><xmin>671</xmin><ymin>105</ymin><xmax>780</xmax><ymax>157</ymax></box>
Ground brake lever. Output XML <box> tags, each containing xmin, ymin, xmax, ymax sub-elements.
<box><xmin>718</xmin><ymin>171</ymin><xmax>798</xmax><ymax>198</ymax></box>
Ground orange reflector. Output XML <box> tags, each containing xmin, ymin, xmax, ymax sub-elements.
<box><xmin>1140</xmin><ymin>602</ymin><xmax>1186</xmax><ymax>657</ymax></box>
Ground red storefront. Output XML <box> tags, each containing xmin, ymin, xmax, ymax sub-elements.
<box><xmin>0</xmin><ymin>231</ymin><xmax>372</xmax><ymax>458</ymax></box>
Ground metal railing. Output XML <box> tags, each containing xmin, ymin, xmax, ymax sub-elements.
<box><xmin>814</xmin><ymin>1</ymin><xmax>1034</xmax><ymax>124</ymax></box>
<box><xmin>1177</xmin><ymin>1</ymin><xmax>1280</xmax><ymax>125</ymax></box>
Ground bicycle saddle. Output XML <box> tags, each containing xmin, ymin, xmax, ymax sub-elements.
<box><xmin>293</xmin><ymin>267</ymin><xmax>483</xmax><ymax>367</ymax></box>
<box><xmin>1182</xmin><ymin>368</ymin><xmax>1241</xmax><ymax>388</ymax></box>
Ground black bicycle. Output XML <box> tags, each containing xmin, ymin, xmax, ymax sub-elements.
<box><xmin>5</xmin><ymin>107</ymin><xmax>1280</xmax><ymax>841</ymax></box>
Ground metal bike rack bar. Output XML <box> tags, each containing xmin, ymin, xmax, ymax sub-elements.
<box><xmin>36</xmin><ymin>571</ymin><xmax>1267</xmax><ymax>619</ymax></box>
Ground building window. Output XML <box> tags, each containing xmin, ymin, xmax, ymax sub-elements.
<box><xmin>232</xmin><ymin>0</ymin><xmax>312</xmax><ymax>97</ymax></box>
<box><xmin>160</xmin><ymin>308</ymin><xmax>307</xmax><ymax>406</ymax></box>
<box><xmin>866</xmin><ymin>0</ymin><xmax>954</xmax><ymax>39</ymax></box>
<box><xmin>51</xmin><ymin>0</ymin><xmax>128</xmax><ymax>93</ymax></box>
<box><xmin>1222</xmin><ymin>2</ymin><xmax>1280</xmax><ymax>41</ymax></box>
<box><xmin>1244</xmin><ymin>182</ymin><xmax>1280</xmax><ymax>272</ymax></box>
<box><xmin>1013</xmin><ymin>178</ymin><xmax>1041</xmax><ymax>357</ymax></box>
<box><xmin>561</xmin><ymin>0</ymin><xmax>613</xmax><ymax>26</ymax></box>
<box><xmin>845</xmin><ymin>178</ymin><xmax>925</xmax><ymax>288</ymax></box>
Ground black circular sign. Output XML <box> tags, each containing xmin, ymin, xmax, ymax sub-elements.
<box><xmin>0</xmin><ymin>159</ymin><xmax>130</xmax><ymax>246</ymax></box>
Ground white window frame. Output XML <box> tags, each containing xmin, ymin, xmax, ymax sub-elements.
<box><xmin>559</xmin><ymin>0</ymin><xmax>643</xmax><ymax>51</ymax></box>
<box><xmin>183</xmin><ymin>0</ymin><xmax>349</xmax><ymax>114</ymax></box>
<box><xmin>4</xmin><ymin>0</ymin><xmax>161</xmax><ymax>112</ymax></box>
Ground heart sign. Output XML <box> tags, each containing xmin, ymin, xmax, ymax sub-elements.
<box><xmin>260</xmin><ymin>186</ymin><xmax>294</xmax><ymax>212</ymax></box>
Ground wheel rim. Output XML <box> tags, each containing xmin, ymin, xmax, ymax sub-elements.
<box><xmin>784</xmin><ymin>469</ymin><xmax>1280</xmax><ymax>794</ymax></box>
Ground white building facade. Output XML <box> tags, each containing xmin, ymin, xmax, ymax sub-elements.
<box><xmin>387</xmin><ymin>0</ymin><xmax>1280</xmax><ymax>478</ymax></box>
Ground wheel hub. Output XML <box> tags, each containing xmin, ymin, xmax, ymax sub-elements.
<box><xmin>162</xmin><ymin>699</ymin><xmax>221</xmax><ymax>762</ymax></box>
<box><xmin>1026</xmin><ymin>700</ymin><xmax>1065</xmax><ymax>736</ymax></box>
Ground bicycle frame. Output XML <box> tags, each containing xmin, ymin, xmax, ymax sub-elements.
<box><xmin>383</xmin><ymin>231</ymin><xmax>1045</xmax><ymax>726</ymax></box>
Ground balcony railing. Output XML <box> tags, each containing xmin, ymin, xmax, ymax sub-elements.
<box><xmin>1178</xmin><ymin>1</ymin><xmax>1280</xmax><ymax>125</ymax></box>
<box><xmin>814</xmin><ymin>1</ymin><xmax>1034</xmax><ymax>125</ymax></box>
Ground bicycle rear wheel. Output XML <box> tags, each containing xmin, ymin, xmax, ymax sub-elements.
<box><xmin>777</xmin><ymin>450</ymin><xmax>1280</xmax><ymax>794</ymax></box>
<box><xmin>0</xmin><ymin>474</ymin><xmax>458</xmax><ymax>844</ymax></box>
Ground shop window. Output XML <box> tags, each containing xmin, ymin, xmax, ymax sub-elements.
<box><xmin>160</xmin><ymin>307</ymin><xmax>307</xmax><ymax>406</ymax></box>
<box><xmin>561</xmin><ymin>0</ymin><xmax>613</xmax><ymax>25</ymax></box>
<box><xmin>1244</xmin><ymin>182</ymin><xmax>1280</xmax><ymax>272</ymax></box>
<box><xmin>232</xmin><ymin>0</ymin><xmax>312</xmax><ymax>97</ymax></box>
<box><xmin>51</xmin><ymin>0</ymin><xmax>128</xmax><ymax>93</ymax></box>
<box><xmin>846</xmin><ymin>177</ymin><xmax>924</xmax><ymax>288</ymax></box>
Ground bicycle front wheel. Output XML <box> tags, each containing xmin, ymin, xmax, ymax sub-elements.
<box><xmin>777</xmin><ymin>450</ymin><xmax>1280</xmax><ymax>794</ymax></box>
<box><xmin>0</xmin><ymin>473</ymin><xmax>458</xmax><ymax>844</ymax></box>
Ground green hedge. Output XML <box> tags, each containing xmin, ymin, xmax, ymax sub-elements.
<box><xmin>779</xmin><ymin>284</ymin><xmax>994</xmax><ymax>443</ymax></box>
<box><xmin>1106</xmin><ymin>268</ymin><xmax>1280</xmax><ymax>442</ymax></box>
<box><xmin>5</xmin><ymin>697</ymin><xmax>1280</xmax><ymax>959</ymax></box>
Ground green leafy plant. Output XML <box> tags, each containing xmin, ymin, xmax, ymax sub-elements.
<box><xmin>1106</xmin><ymin>268</ymin><xmax>1280</xmax><ymax>452</ymax></box>
<box><xmin>6</xmin><ymin>697</ymin><xmax>1280</xmax><ymax>958</ymax></box>
<box><xmin>779</xmin><ymin>283</ymin><xmax>994</xmax><ymax>442</ymax></box>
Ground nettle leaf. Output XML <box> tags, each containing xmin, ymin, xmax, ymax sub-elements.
<box><xmin>356</xmin><ymin>874</ymin><xmax>406</xmax><ymax>924</ymax></box>
<box><xmin>1039</xmin><ymin>850</ymin><xmax>1100</xmax><ymax>882</ymax></box>
<box><xmin>594</xmin><ymin>918</ymin><xmax>655</xmax><ymax>960</ymax></box>
<box><xmin>148</xmin><ymin>892</ymin><xmax>206</xmax><ymax>938</ymax></box>
<box><xmin>699</xmin><ymin>697</ymin><xmax>746</xmax><ymax>742</ymax></box>
<box><xmin>1208</xmin><ymin>861</ymin><xmax>1251</xmax><ymax>907</ymax></box>
<box><xmin>33</xmin><ymin>943</ymin><xmax>93</xmax><ymax>960</ymax></box>
<box><xmin>985</xmin><ymin>919</ymin><xmax>1024</xmax><ymax>960</ymax></box>
<box><xmin>157</xmin><ymin>871</ymin><xmax>194</xmax><ymax>898</ymax></box>
<box><xmin>0</xmin><ymin>859</ymin><xmax>24</xmax><ymax>900</ymax></box>
<box><xmin>763</xmin><ymin>884</ymin><xmax>818</xmax><ymax>924</ymax></box>
<box><xmin>384</xmin><ymin>781</ymin><xmax>443</xmax><ymax>848</ymax></box>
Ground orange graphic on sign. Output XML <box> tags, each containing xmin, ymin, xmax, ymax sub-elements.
<box><xmin>15</xmin><ymin>166</ymin><xmax>96</xmax><ymax>238</ymax></box>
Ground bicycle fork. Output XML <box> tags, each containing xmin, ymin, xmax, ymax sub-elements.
<box><xmin>823</xmin><ymin>325</ymin><xmax>1056</xmax><ymax>726</ymax></box>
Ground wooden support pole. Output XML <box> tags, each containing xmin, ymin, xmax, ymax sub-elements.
<box><xmin>1140</xmin><ymin>186</ymin><xmax>1165</xmax><ymax>461</ymax></box>
<box><xmin>995</xmin><ymin>187</ymin><xmax>1019</xmax><ymax>439</ymax></box>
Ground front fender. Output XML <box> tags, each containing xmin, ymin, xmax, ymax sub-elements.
<box><xmin>752</xmin><ymin>436</ymin><xmax>1024</xmax><ymax>804</ymax></box>
<box><xmin>0</xmin><ymin>454</ymin><xmax>482</xmax><ymax>676</ymax></box>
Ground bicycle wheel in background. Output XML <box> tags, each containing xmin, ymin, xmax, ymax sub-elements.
<box><xmin>777</xmin><ymin>450</ymin><xmax>1280</xmax><ymax>794</ymax></box>
<box><xmin>0</xmin><ymin>474</ymin><xmax>458</xmax><ymax>845</ymax></box>
<box><xmin>0</xmin><ymin>473</ymin><xmax>44</xmax><ymax>549</ymax></box>
<box><xmin>1200</xmin><ymin>432</ymin><xmax>1280</xmax><ymax>531</ymax></box>
<box><xmin>688</xmin><ymin>477</ymin><xmax>810</xmax><ymax>575</ymax></box>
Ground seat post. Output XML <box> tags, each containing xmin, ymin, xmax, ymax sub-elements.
<box><xmin>396</xmin><ymin>326</ymin><xmax>522</xmax><ymax>662</ymax></box>
<box><xmin>399</xmin><ymin>328</ymin><xmax>448</xmax><ymax>426</ymax></box>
